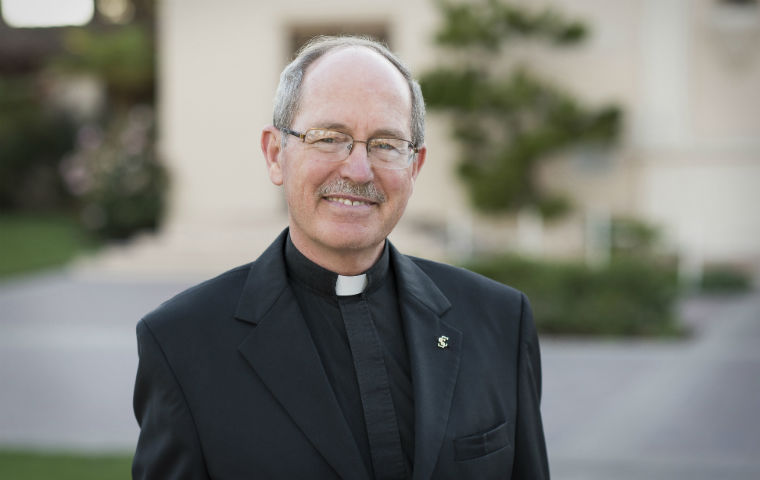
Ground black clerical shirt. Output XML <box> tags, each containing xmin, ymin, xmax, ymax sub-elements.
<box><xmin>284</xmin><ymin>236</ymin><xmax>414</xmax><ymax>478</ymax></box>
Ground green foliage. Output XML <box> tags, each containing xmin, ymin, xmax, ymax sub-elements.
<box><xmin>0</xmin><ymin>450</ymin><xmax>131</xmax><ymax>480</ymax></box>
<box><xmin>53</xmin><ymin>25</ymin><xmax>155</xmax><ymax>105</ymax></box>
<box><xmin>0</xmin><ymin>213</ymin><xmax>97</xmax><ymax>278</ymax></box>
<box><xmin>465</xmin><ymin>255</ymin><xmax>681</xmax><ymax>336</ymax></box>
<box><xmin>47</xmin><ymin>23</ymin><xmax>166</xmax><ymax>240</ymax></box>
<box><xmin>60</xmin><ymin>106</ymin><xmax>167</xmax><ymax>240</ymax></box>
<box><xmin>700</xmin><ymin>266</ymin><xmax>754</xmax><ymax>294</ymax></box>
<box><xmin>435</xmin><ymin>0</ymin><xmax>588</xmax><ymax>49</ymax></box>
<box><xmin>610</xmin><ymin>217</ymin><xmax>661</xmax><ymax>258</ymax></box>
<box><xmin>0</xmin><ymin>77</ymin><xmax>76</xmax><ymax>210</ymax></box>
<box><xmin>1</xmin><ymin>15</ymin><xmax>163</xmax><ymax>245</ymax></box>
<box><xmin>421</xmin><ymin>0</ymin><xmax>622</xmax><ymax>217</ymax></box>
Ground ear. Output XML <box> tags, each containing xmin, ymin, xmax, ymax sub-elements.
<box><xmin>410</xmin><ymin>144</ymin><xmax>426</xmax><ymax>182</ymax></box>
<box><xmin>261</xmin><ymin>125</ymin><xmax>284</xmax><ymax>186</ymax></box>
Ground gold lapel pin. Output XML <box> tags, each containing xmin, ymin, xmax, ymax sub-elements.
<box><xmin>437</xmin><ymin>335</ymin><xmax>449</xmax><ymax>349</ymax></box>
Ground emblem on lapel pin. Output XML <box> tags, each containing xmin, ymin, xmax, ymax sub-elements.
<box><xmin>437</xmin><ymin>335</ymin><xmax>450</xmax><ymax>349</ymax></box>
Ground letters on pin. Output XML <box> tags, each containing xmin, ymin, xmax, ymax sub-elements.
<box><xmin>437</xmin><ymin>335</ymin><xmax>449</xmax><ymax>349</ymax></box>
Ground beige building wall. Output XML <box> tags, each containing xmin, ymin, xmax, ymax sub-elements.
<box><xmin>89</xmin><ymin>0</ymin><xmax>760</xmax><ymax>275</ymax></box>
<box><xmin>496</xmin><ymin>0</ymin><xmax>760</xmax><ymax>268</ymax></box>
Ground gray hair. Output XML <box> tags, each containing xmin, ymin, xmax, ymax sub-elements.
<box><xmin>272</xmin><ymin>35</ymin><xmax>426</xmax><ymax>147</ymax></box>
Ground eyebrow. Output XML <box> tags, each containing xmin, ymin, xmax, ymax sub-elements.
<box><xmin>315</xmin><ymin>122</ymin><xmax>410</xmax><ymax>141</ymax></box>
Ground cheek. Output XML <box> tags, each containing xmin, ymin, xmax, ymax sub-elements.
<box><xmin>381</xmin><ymin>171</ymin><xmax>414</xmax><ymax>200</ymax></box>
<box><xmin>283</xmin><ymin>162</ymin><xmax>333</xmax><ymax>206</ymax></box>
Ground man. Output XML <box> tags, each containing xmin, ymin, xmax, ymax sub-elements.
<box><xmin>133</xmin><ymin>36</ymin><xmax>549</xmax><ymax>479</ymax></box>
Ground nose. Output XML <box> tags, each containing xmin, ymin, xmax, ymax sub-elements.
<box><xmin>340</xmin><ymin>140</ymin><xmax>374</xmax><ymax>183</ymax></box>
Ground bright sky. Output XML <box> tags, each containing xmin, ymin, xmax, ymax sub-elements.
<box><xmin>2</xmin><ymin>0</ymin><xmax>94</xmax><ymax>28</ymax></box>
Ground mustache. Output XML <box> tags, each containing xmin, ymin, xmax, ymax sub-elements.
<box><xmin>316</xmin><ymin>179</ymin><xmax>386</xmax><ymax>203</ymax></box>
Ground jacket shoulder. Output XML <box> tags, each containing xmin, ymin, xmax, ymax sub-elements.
<box><xmin>141</xmin><ymin>263</ymin><xmax>252</xmax><ymax>332</ymax></box>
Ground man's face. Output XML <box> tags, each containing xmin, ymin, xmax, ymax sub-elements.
<box><xmin>263</xmin><ymin>47</ymin><xmax>425</xmax><ymax>271</ymax></box>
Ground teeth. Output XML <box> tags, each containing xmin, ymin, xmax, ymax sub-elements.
<box><xmin>327</xmin><ymin>197</ymin><xmax>369</xmax><ymax>206</ymax></box>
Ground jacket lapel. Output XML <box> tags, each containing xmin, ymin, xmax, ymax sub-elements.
<box><xmin>391</xmin><ymin>248</ymin><xmax>462</xmax><ymax>480</ymax></box>
<box><xmin>234</xmin><ymin>230</ymin><xmax>369</xmax><ymax>480</ymax></box>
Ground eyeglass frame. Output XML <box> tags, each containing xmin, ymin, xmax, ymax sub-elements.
<box><xmin>279</xmin><ymin>127</ymin><xmax>420</xmax><ymax>169</ymax></box>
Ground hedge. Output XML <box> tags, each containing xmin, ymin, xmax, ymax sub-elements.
<box><xmin>465</xmin><ymin>255</ymin><xmax>681</xmax><ymax>337</ymax></box>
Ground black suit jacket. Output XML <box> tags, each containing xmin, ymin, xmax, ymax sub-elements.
<box><xmin>133</xmin><ymin>230</ymin><xmax>549</xmax><ymax>479</ymax></box>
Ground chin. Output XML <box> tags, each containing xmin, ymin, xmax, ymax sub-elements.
<box><xmin>322</xmin><ymin>233</ymin><xmax>380</xmax><ymax>252</ymax></box>
<box><xmin>318</xmin><ymin>224</ymin><xmax>386</xmax><ymax>252</ymax></box>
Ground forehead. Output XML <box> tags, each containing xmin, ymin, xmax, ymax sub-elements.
<box><xmin>295</xmin><ymin>47</ymin><xmax>412</xmax><ymax>132</ymax></box>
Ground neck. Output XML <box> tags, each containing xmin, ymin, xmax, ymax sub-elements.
<box><xmin>288</xmin><ymin>230</ymin><xmax>384</xmax><ymax>276</ymax></box>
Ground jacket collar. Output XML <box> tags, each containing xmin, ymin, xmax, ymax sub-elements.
<box><xmin>233</xmin><ymin>229</ymin><xmax>290</xmax><ymax>325</ymax></box>
<box><xmin>235</xmin><ymin>229</ymin><xmax>370</xmax><ymax>479</ymax></box>
<box><xmin>235</xmin><ymin>229</ymin><xmax>463</xmax><ymax>480</ymax></box>
<box><xmin>390</xmin><ymin>244</ymin><xmax>462</xmax><ymax>480</ymax></box>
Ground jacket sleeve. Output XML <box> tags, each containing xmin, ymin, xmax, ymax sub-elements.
<box><xmin>511</xmin><ymin>293</ymin><xmax>550</xmax><ymax>479</ymax></box>
<box><xmin>132</xmin><ymin>319</ymin><xmax>210</xmax><ymax>480</ymax></box>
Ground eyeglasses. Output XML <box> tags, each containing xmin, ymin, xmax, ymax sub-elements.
<box><xmin>280</xmin><ymin>127</ymin><xmax>418</xmax><ymax>170</ymax></box>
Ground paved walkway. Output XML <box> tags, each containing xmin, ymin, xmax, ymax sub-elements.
<box><xmin>541</xmin><ymin>292</ymin><xmax>760</xmax><ymax>479</ymax></box>
<box><xmin>0</xmin><ymin>269</ymin><xmax>197</xmax><ymax>451</ymax></box>
<box><xmin>1</xmin><ymin>268</ymin><xmax>758</xmax><ymax>479</ymax></box>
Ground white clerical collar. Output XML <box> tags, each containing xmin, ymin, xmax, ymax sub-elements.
<box><xmin>335</xmin><ymin>274</ymin><xmax>368</xmax><ymax>296</ymax></box>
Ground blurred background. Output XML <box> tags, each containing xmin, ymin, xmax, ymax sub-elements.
<box><xmin>1</xmin><ymin>0</ymin><xmax>758</xmax><ymax>478</ymax></box>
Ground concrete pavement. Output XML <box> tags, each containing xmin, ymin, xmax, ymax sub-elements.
<box><xmin>0</xmin><ymin>269</ymin><xmax>197</xmax><ymax>451</ymax></box>
<box><xmin>1</xmin><ymin>268</ymin><xmax>758</xmax><ymax>479</ymax></box>
<box><xmin>541</xmin><ymin>293</ymin><xmax>760</xmax><ymax>479</ymax></box>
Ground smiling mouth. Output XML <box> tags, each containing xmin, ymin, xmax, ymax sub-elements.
<box><xmin>325</xmin><ymin>196</ymin><xmax>373</xmax><ymax>207</ymax></box>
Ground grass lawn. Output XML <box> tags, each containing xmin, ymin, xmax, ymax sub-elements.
<box><xmin>0</xmin><ymin>213</ymin><xmax>98</xmax><ymax>278</ymax></box>
<box><xmin>0</xmin><ymin>451</ymin><xmax>132</xmax><ymax>479</ymax></box>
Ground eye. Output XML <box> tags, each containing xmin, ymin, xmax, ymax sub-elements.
<box><xmin>371</xmin><ymin>139</ymin><xmax>403</xmax><ymax>152</ymax></box>
<box><xmin>306</xmin><ymin>129</ymin><xmax>350</xmax><ymax>145</ymax></box>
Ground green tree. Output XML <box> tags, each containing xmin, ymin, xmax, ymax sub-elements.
<box><xmin>52</xmin><ymin>24</ymin><xmax>155</xmax><ymax>108</ymax></box>
<box><xmin>50</xmin><ymin>22</ymin><xmax>167</xmax><ymax>240</ymax></box>
<box><xmin>421</xmin><ymin>0</ymin><xmax>621</xmax><ymax>217</ymax></box>
<box><xmin>0</xmin><ymin>77</ymin><xmax>76</xmax><ymax>211</ymax></box>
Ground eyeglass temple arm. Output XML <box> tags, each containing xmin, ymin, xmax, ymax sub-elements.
<box><xmin>279</xmin><ymin>127</ymin><xmax>306</xmax><ymax>141</ymax></box>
